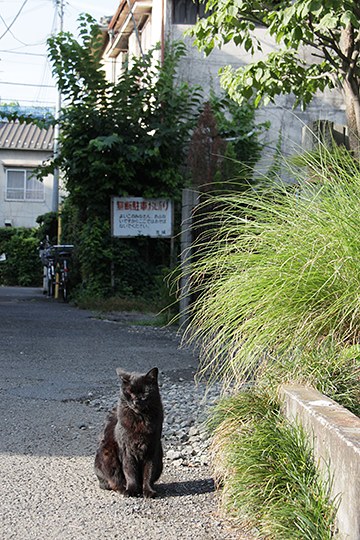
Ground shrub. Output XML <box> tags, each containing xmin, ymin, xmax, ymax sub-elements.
<box><xmin>0</xmin><ymin>228</ymin><xmax>42</xmax><ymax>286</ymax></box>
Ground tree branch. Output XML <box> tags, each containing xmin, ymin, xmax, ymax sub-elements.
<box><xmin>315</xmin><ymin>30</ymin><xmax>348</xmax><ymax>63</ymax></box>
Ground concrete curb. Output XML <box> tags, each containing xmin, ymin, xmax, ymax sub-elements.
<box><xmin>279</xmin><ymin>385</ymin><xmax>360</xmax><ymax>540</ymax></box>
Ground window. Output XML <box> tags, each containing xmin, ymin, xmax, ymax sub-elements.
<box><xmin>6</xmin><ymin>169</ymin><xmax>44</xmax><ymax>201</ymax></box>
<box><xmin>173</xmin><ymin>0</ymin><xmax>206</xmax><ymax>24</ymax></box>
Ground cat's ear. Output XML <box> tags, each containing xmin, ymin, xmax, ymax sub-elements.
<box><xmin>116</xmin><ymin>368</ymin><xmax>130</xmax><ymax>383</ymax></box>
<box><xmin>146</xmin><ymin>367</ymin><xmax>158</xmax><ymax>382</ymax></box>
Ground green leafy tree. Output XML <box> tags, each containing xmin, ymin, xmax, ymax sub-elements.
<box><xmin>44</xmin><ymin>15</ymin><xmax>202</xmax><ymax>295</ymax></box>
<box><xmin>210</xmin><ymin>92</ymin><xmax>268</xmax><ymax>186</ymax></box>
<box><xmin>47</xmin><ymin>15</ymin><xmax>202</xmax><ymax>222</ymax></box>
<box><xmin>188</xmin><ymin>94</ymin><xmax>266</xmax><ymax>192</ymax></box>
<box><xmin>191</xmin><ymin>0</ymin><xmax>360</xmax><ymax>151</ymax></box>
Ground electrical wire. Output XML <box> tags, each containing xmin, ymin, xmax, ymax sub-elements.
<box><xmin>0</xmin><ymin>96</ymin><xmax>55</xmax><ymax>105</ymax></box>
<box><xmin>0</xmin><ymin>49</ymin><xmax>46</xmax><ymax>57</ymax></box>
<box><xmin>0</xmin><ymin>0</ymin><xmax>56</xmax><ymax>47</ymax></box>
<box><xmin>35</xmin><ymin>2</ymin><xmax>57</xmax><ymax>103</ymax></box>
<box><xmin>0</xmin><ymin>0</ymin><xmax>29</xmax><ymax>41</ymax></box>
<box><xmin>0</xmin><ymin>80</ymin><xmax>55</xmax><ymax>88</ymax></box>
<box><xmin>0</xmin><ymin>13</ymin><xmax>29</xmax><ymax>46</ymax></box>
<box><xmin>0</xmin><ymin>1</ymin><xmax>58</xmax><ymax>105</ymax></box>
<box><xmin>0</xmin><ymin>0</ymin><xmax>111</xmax><ymax>105</ymax></box>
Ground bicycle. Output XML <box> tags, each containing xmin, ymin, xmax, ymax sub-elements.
<box><xmin>39</xmin><ymin>237</ymin><xmax>55</xmax><ymax>297</ymax></box>
<box><xmin>55</xmin><ymin>246</ymin><xmax>73</xmax><ymax>302</ymax></box>
<box><xmin>40</xmin><ymin>239</ymin><xmax>73</xmax><ymax>301</ymax></box>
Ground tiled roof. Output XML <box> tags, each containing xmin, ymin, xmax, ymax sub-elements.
<box><xmin>0</xmin><ymin>121</ymin><xmax>54</xmax><ymax>151</ymax></box>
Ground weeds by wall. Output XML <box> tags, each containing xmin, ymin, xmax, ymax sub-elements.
<box><xmin>209</xmin><ymin>390</ymin><xmax>338</xmax><ymax>540</ymax></box>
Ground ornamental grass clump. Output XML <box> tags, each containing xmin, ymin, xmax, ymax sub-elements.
<box><xmin>209</xmin><ymin>390</ymin><xmax>338</xmax><ymax>540</ymax></box>
<box><xmin>180</xmin><ymin>144</ymin><xmax>360</xmax><ymax>538</ymax></box>
<box><xmin>184</xmin><ymin>145</ymin><xmax>360</xmax><ymax>413</ymax></box>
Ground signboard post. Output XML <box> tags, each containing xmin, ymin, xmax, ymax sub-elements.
<box><xmin>111</xmin><ymin>196</ymin><xmax>173</xmax><ymax>238</ymax></box>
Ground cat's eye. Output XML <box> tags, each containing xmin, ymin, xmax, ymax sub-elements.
<box><xmin>123</xmin><ymin>386</ymin><xmax>149</xmax><ymax>404</ymax></box>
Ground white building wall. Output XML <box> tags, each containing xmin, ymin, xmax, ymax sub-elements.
<box><xmin>169</xmin><ymin>24</ymin><xmax>346</xmax><ymax>176</ymax></box>
<box><xmin>103</xmin><ymin>51</ymin><xmax>127</xmax><ymax>84</ymax></box>
<box><xmin>0</xmin><ymin>150</ymin><xmax>54</xmax><ymax>228</ymax></box>
<box><xmin>128</xmin><ymin>13</ymin><xmax>158</xmax><ymax>61</ymax></box>
<box><xmin>151</xmin><ymin>0</ymin><xmax>165</xmax><ymax>49</ymax></box>
<box><xmin>141</xmin><ymin>17</ymin><xmax>152</xmax><ymax>52</ymax></box>
<box><xmin>102</xmin><ymin>1</ymin><xmax>346</xmax><ymax>176</ymax></box>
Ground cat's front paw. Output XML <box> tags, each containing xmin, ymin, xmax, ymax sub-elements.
<box><xmin>143</xmin><ymin>486</ymin><xmax>157</xmax><ymax>499</ymax></box>
<box><xmin>124</xmin><ymin>485</ymin><xmax>141</xmax><ymax>497</ymax></box>
<box><xmin>98</xmin><ymin>479</ymin><xmax>111</xmax><ymax>490</ymax></box>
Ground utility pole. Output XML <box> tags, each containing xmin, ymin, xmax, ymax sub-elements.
<box><xmin>52</xmin><ymin>0</ymin><xmax>64</xmax><ymax>300</ymax></box>
<box><xmin>52</xmin><ymin>0</ymin><xmax>64</xmax><ymax>214</ymax></box>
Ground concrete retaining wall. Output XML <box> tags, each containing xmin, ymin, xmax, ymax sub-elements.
<box><xmin>280</xmin><ymin>385</ymin><xmax>360</xmax><ymax>540</ymax></box>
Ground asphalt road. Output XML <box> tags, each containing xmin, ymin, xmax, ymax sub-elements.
<box><xmin>0</xmin><ymin>286</ymin><xmax>197</xmax><ymax>404</ymax></box>
<box><xmin>0</xmin><ymin>287</ymin><xmax>245</xmax><ymax>540</ymax></box>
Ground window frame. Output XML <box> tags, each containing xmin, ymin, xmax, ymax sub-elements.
<box><xmin>172</xmin><ymin>0</ymin><xmax>206</xmax><ymax>25</ymax></box>
<box><xmin>5</xmin><ymin>168</ymin><xmax>45</xmax><ymax>202</ymax></box>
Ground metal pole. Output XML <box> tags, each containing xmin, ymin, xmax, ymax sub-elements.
<box><xmin>179</xmin><ymin>189</ymin><xmax>200</xmax><ymax>328</ymax></box>
<box><xmin>52</xmin><ymin>0</ymin><xmax>63</xmax><ymax>214</ymax></box>
<box><xmin>53</xmin><ymin>0</ymin><xmax>63</xmax><ymax>298</ymax></box>
<box><xmin>161</xmin><ymin>0</ymin><xmax>165</xmax><ymax>65</ymax></box>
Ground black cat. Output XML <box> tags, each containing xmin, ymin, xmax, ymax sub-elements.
<box><xmin>94</xmin><ymin>367</ymin><xmax>163</xmax><ymax>498</ymax></box>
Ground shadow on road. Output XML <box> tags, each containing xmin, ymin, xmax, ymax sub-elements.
<box><xmin>157</xmin><ymin>478</ymin><xmax>215</xmax><ymax>498</ymax></box>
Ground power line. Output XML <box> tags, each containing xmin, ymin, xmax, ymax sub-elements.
<box><xmin>0</xmin><ymin>37</ymin><xmax>47</xmax><ymax>48</ymax></box>
<box><xmin>0</xmin><ymin>97</ymin><xmax>56</xmax><ymax>105</ymax></box>
<box><xmin>0</xmin><ymin>0</ymin><xmax>29</xmax><ymax>41</ymax></box>
<box><xmin>0</xmin><ymin>59</ymin><xmax>44</xmax><ymax>66</ymax></box>
<box><xmin>0</xmin><ymin>80</ymin><xmax>55</xmax><ymax>88</ymax></box>
<box><xmin>35</xmin><ymin>0</ymin><xmax>57</xmax><ymax>102</ymax></box>
<box><xmin>0</xmin><ymin>49</ymin><xmax>46</xmax><ymax>57</ymax></box>
<box><xmin>0</xmin><ymin>13</ymin><xmax>29</xmax><ymax>46</ymax></box>
<box><xmin>0</xmin><ymin>39</ymin><xmax>48</xmax><ymax>51</ymax></box>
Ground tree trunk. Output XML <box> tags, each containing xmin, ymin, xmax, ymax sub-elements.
<box><xmin>341</xmin><ymin>25</ymin><xmax>360</xmax><ymax>155</ymax></box>
<box><xmin>343</xmin><ymin>79</ymin><xmax>360</xmax><ymax>155</ymax></box>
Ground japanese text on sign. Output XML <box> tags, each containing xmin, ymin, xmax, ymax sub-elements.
<box><xmin>111</xmin><ymin>197</ymin><xmax>173</xmax><ymax>238</ymax></box>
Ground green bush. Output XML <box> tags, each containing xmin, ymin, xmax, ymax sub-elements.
<box><xmin>61</xmin><ymin>206</ymin><xmax>175</xmax><ymax>307</ymax></box>
<box><xmin>36</xmin><ymin>212</ymin><xmax>58</xmax><ymax>244</ymax></box>
<box><xmin>0</xmin><ymin>228</ymin><xmax>42</xmax><ymax>286</ymax></box>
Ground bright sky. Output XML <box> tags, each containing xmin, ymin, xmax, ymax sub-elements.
<box><xmin>0</xmin><ymin>0</ymin><xmax>118</xmax><ymax>108</ymax></box>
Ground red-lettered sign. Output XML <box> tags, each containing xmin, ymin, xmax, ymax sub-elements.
<box><xmin>111</xmin><ymin>196</ymin><xmax>173</xmax><ymax>238</ymax></box>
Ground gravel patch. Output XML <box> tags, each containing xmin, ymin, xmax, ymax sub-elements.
<box><xmin>88</xmin><ymin>374</ymin><xmax>220</xmax><ymax>469</ymax></box>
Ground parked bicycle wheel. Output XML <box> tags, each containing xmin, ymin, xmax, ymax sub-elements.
<box><xmin>61</xmin><ymin>271</ymin><xmax>69</xmax><ymax>302</ymax></box>
<box><xmin>58</xmin><ymin>251</ymin><xmax>71</xmax><ymax>302</ymax></box>
<box><xmin>41</xmin><ymin>241</ymin><xmax>73</xmax><ymax>302</ymax></box>
<box><xmin>47</xmin><ymin>262</ymin><xmax>55</xmax><ymax>297</ymax></box>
